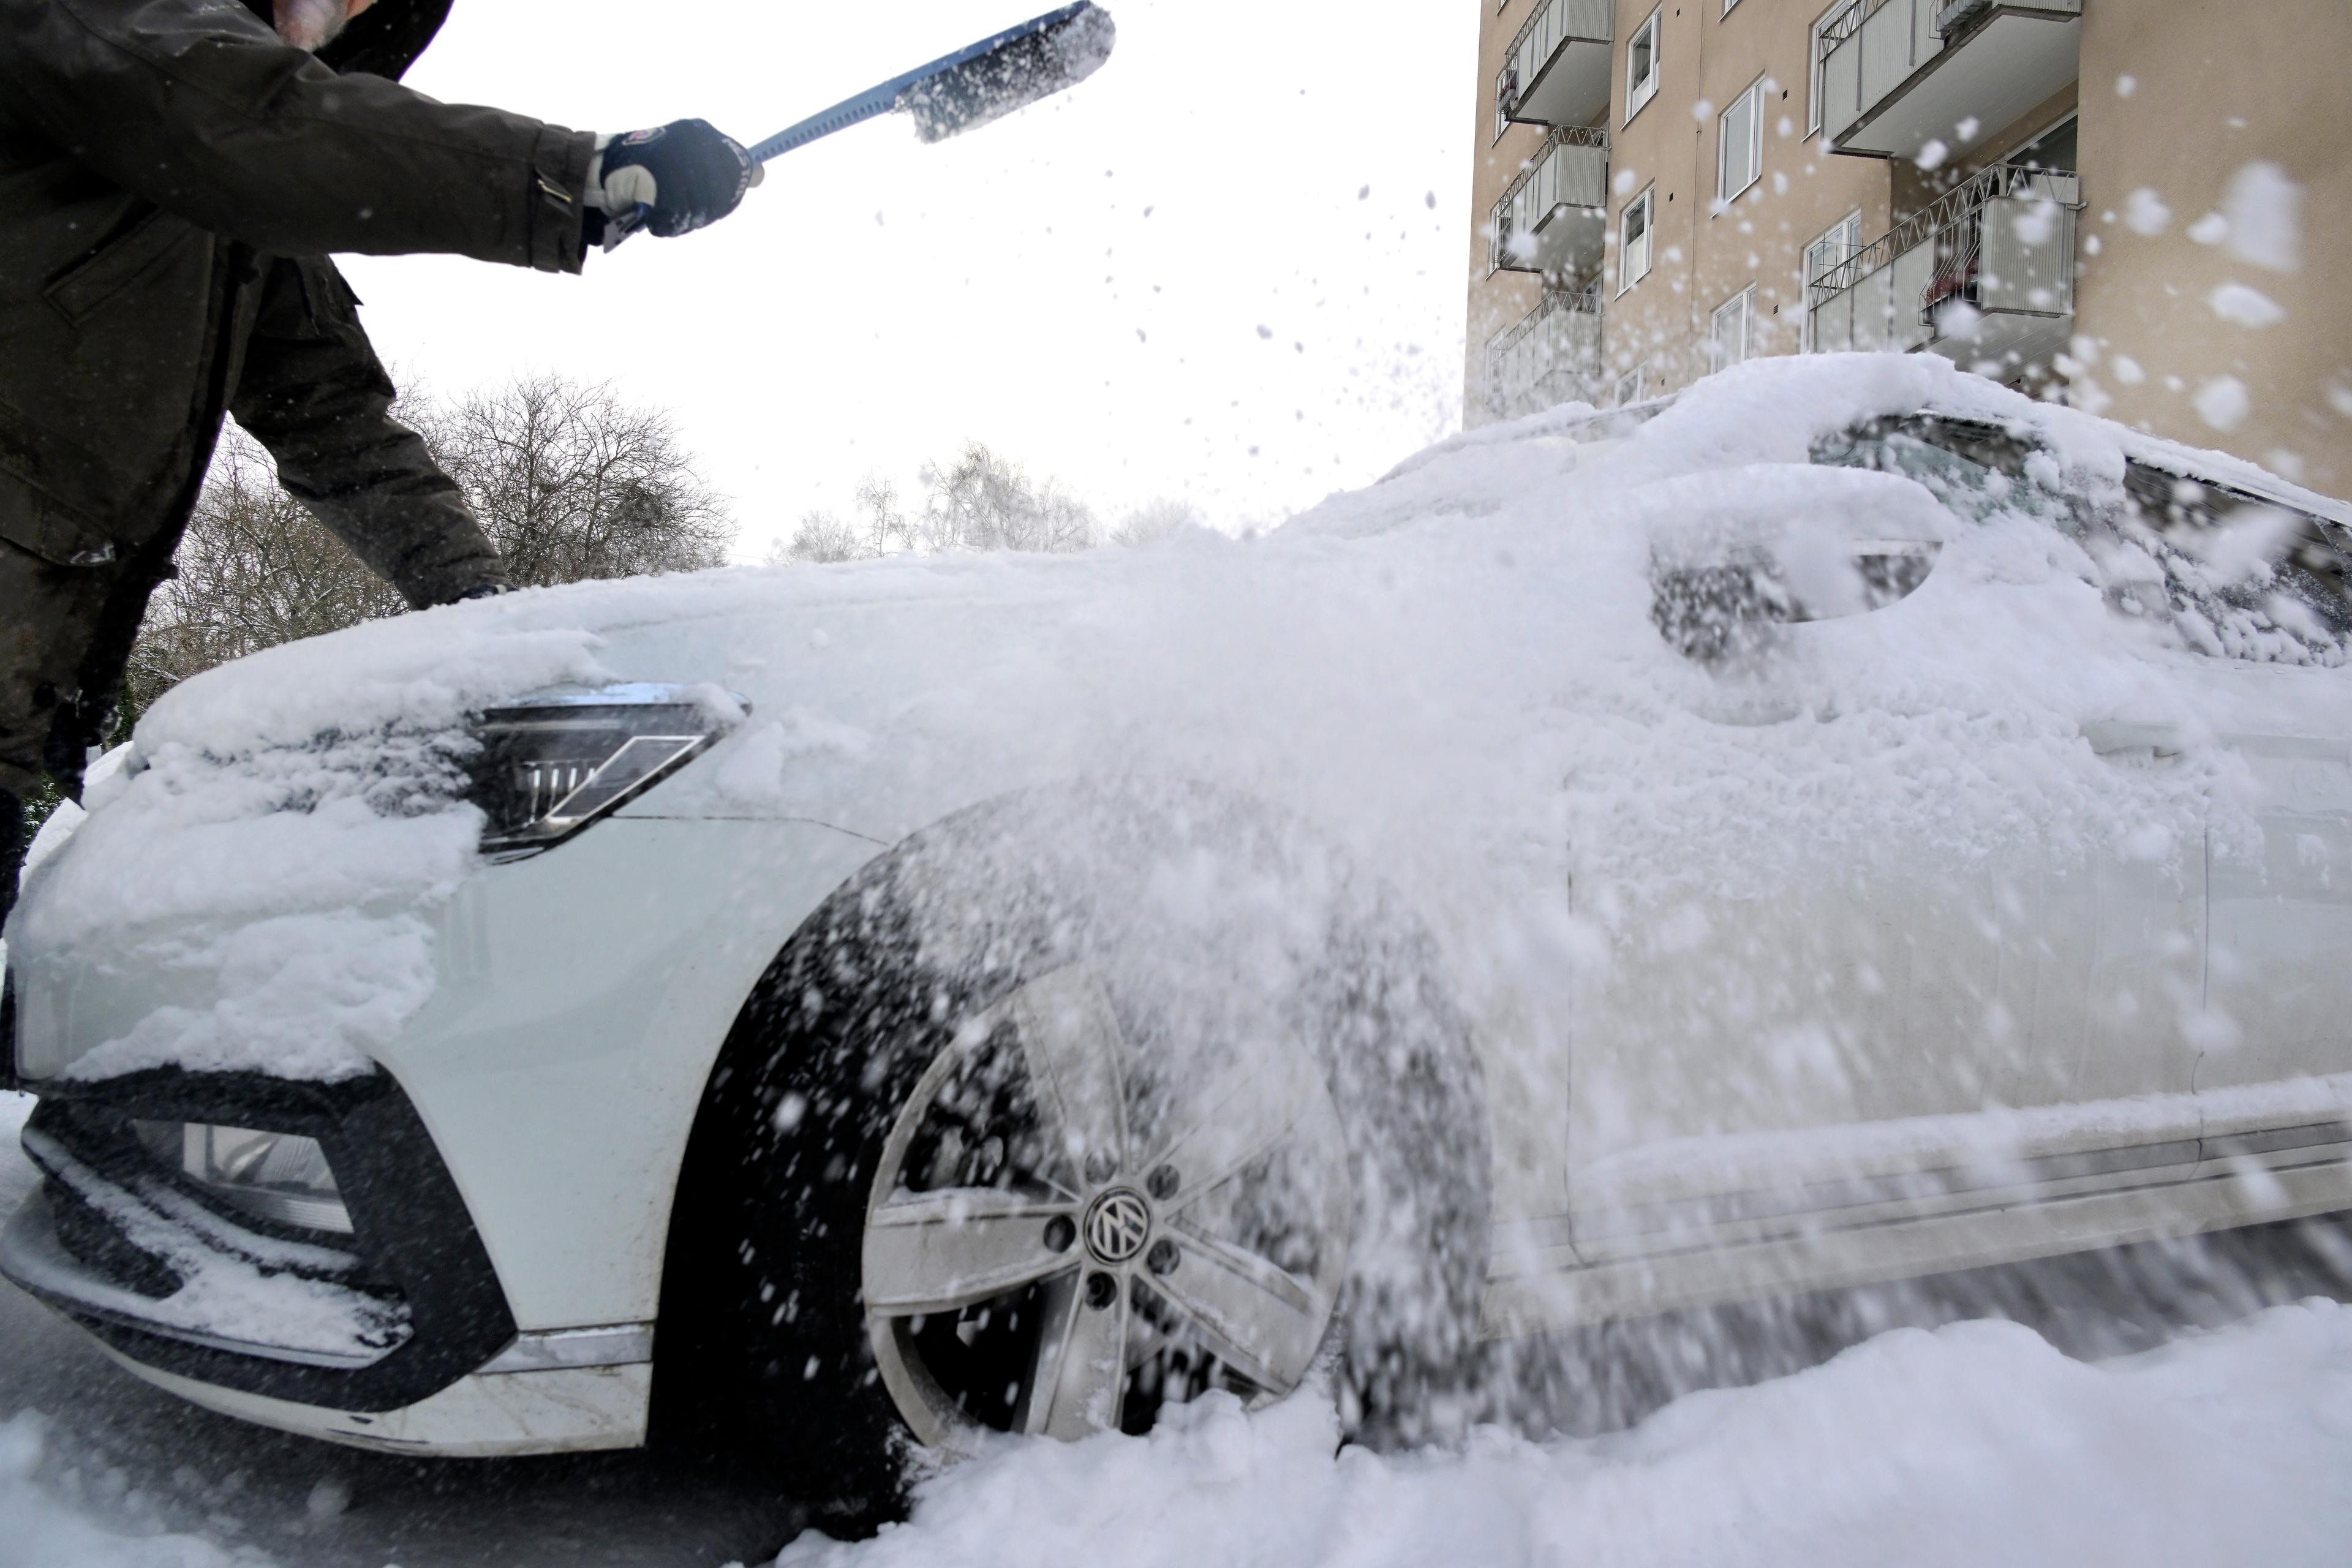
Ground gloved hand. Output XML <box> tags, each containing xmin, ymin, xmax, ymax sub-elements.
<box><xmin>584</xmin><ymin>119</ymin><xmax>763</xmax><ymax>252</ymax></box>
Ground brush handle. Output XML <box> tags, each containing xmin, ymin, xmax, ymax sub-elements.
<box><xmin>745</xmin><ymin>2</ymin><xmax>1095</xmax><ymax>164</ymax></box>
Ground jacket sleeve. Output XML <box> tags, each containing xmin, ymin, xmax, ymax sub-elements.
<box><xmin>231</xmin><ymin>258</ymin><xmax>509</xmax><ymax>609</ymax></box>
<box><xmin>0</xmin><ymin>0</ymin><xmax>593</xmax><ymax>273</ymax></box>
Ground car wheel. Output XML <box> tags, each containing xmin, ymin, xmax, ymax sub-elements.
<box><xmin>656</xmin><ymin>782</ymin><xmax>1489</xmax><ymax>1525</ymax></box>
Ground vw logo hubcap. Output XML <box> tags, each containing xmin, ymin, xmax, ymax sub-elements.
<box><xmin>1082</xmin><ymin>1186</ymin><xmax>1152</xmax><ymax>1264</ymax></box>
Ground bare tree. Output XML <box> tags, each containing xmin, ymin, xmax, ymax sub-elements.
<box><xmin>126</xmin><ymin>374</ymin><xmax>734</xmax><ymax>710</ymax></box>
<box><xmin>918</xmin><ymin>442</ymin><xmax>1098</xmax><ymax>554</ymax></box>
<box><xmin>771</xmin><ymin>508</ymin><xmax>865</xmax><ymax>566</ymax></box>
<box><xmin>126</xmin><ymin>430</ymin><xmax>407</xmax><ymax>710</ymax></box>
<box><xmin>1110</xmin><ymin>497</ymin><xmax>1205</xmax><ymax>548</ymax></box>
<box><xmin>421</xmin><ymin>374</ymin><xmax>735</xmax><ymax>586</ymax></box>
<box><xmin>768</xmin><ymin>475</ymin><xmax>912</xmax><ymax>565</ymax></box>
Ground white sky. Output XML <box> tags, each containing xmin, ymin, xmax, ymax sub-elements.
<box><xmin>341</xmin><ymin>1</ymin><xmax>1477</xmax><ymax>558</ymax></box>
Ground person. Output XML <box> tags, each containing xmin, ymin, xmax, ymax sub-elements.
<box><xmin>0</xmin><ymin>0</ymin><xmax>761</xmax><ymax>934</ymax></box>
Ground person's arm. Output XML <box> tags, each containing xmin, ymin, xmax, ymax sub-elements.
<box><xmin>0</xmin><ymin>0</ymin><xmax>592</xmax><ymax>272</ymax></box>
<box><xmin>231</xmin><ymin>258</ymin><xmax>509</xmax><ymax>609</ymax></box>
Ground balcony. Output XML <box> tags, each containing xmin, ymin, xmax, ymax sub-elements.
<box><xmin>1817</xmin><ymin>0</ymin><xmax>2082</xmax><ymax>162</ymax></box>
<box><xmin>1487</xmin><ymin>287</ymin><xmax>1604</xmax><ymax>420</ymax></box>
<box><xmin>1497</xmin><ymin>0</ymin><xmax>1614</xmax><ymax>132</ymax></box>
<box><xmin>1807</xmin><ymin>159</ymin><xmax>2082</xmax><ymax>369</ymax></box>
<box><xmin>1490</xmin><ymin>125</ymin><xmax>1610</xmax><ymax>285</ymax></box>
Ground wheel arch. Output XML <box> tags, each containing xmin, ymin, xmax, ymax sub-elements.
<box><xmin>641</xmin><ymin>776</ymin><xmax>1493</xmax><ymax>1472</ymax></box>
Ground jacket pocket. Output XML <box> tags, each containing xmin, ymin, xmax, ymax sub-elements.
<box><xmin>43</xmin><ymin>204</ymin><xmax>208</xmax><ymax>327</ymax></box>
<box><xmin>298</xmin><ymin>257</ymin><xmax>364</xmax><ymax>334</ymax></box>
<box><xmin>0</xmin><ymin>399</ymin><xmax>120</xmax><ymax>567</ymax></box>
<box><xmin>0</xmin><ymin>472</ymin><xmax>117</xmax><ymax>568</ymax></box>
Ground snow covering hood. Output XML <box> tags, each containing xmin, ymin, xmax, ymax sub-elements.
<box><xmin>14</xmin><ymin>353</ymin><xmax>2350</xmax><ymax>1080</ymax></box>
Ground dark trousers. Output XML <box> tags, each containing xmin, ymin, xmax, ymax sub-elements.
<box><xmin>0</xmin><ymin>525</ymin><xmax>170</xmax><ymax>803</ymax></box>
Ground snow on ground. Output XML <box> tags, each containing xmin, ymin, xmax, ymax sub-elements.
<box><xmin>2</xmin><ymin>1296</ymin><xmax>2348</xmax><ymax>1567</ymax></box>
<box><xmin>0</xmin><ymin>1409</ymin><xmax>273</xmax><ymax>1568</ymax></box>
<box><xmin>780</xmin><ymin>1301</ymin><xmax>2352</xmax><ymax>1568</ymax></box>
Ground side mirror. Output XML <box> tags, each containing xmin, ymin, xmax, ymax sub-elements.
<box><xmin>1646</xmin><ymin>524</ymin><xmax>1938</xmax><ymax>658</ymax></box>
<box><xmin>1642</xmin><ymin>467</ymin><xmax>1948</xmax><ymax>661</ymax></box>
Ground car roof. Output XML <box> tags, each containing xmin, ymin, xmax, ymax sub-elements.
<box><xmin>1520</xmin><ymin>388</ymin><xmax>2352</xmax><ymax>535</ymax></box>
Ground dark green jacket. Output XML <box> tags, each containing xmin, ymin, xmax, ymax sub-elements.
<box><xmin>0</xmin><ymin>0</ymin><xmax>595</xmax><ymax>627</ymax></box>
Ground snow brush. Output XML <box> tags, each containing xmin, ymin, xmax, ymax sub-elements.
<box><xmin>747</xmin><ymin>2</ymin><xmax>1117</xmax><ymax>164</ymax></box>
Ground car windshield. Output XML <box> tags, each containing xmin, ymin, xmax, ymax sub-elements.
<box><xmin>1810</xmin><ymin>415</ymin><xmax>2055</xmax><ymax>526</ymax></box>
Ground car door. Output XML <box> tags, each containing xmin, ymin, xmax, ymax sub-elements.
<box><xmin>2121</xmin><ymin>467</ymin><xmax>2352</xmax><ymax>1211</ymax></box>
<box><xmin>1532</xmin><ymin>422</ymin><xmax>2220</xmax><ymax>1329</ymax></box>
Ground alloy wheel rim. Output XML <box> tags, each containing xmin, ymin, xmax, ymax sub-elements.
<box><xmin>862</xmin><ymin>963</ymin><xmax>1352</xmax><ymax>1449</ymax></box>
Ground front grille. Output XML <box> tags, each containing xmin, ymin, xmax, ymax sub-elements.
<box><xmin>47</xmin><ymin>1177</ymin><xmax>181</xmax><ymax>1298</ymax></box>
<box><xmin>12</xmin><ymin>1068</ymin><xmax>518</xmax><ymax>1412</ymax></box>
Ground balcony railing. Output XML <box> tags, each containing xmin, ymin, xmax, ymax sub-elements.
<box><xmin>1498</xmin><ymin>0</ymin><xmax>1615</xmax><ymax>131</ymax></box>
<box><xmin>1808</xmin><ymin>159</ymin><xmax>2081</xmax><ymax>361</ymax></box>
<box><xmin>1490</xmin><ymin>124</ymin><xmax>1610</xmax><ymax>282</ymax></box>
<box><xmin>1487</xmin><ymin>286</ymin><xmax>1604</xmax><ymax>420</ymax></box>
<box><xmin>1817</xmin><ymin>0</ymin><xmax>2082</xmax><ymax>160</ymax></box>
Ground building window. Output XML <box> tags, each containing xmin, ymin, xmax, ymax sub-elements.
<box><xmin>1710</xmin><ymin>287</ymin><xmax>1754</xmax><ymax>371</ymax></box>
<box><xmin>1618</xmin><ymin>186</ymin><xmax>1654</xmax><ymax>293</ymax></box>
<box><xmin>1494</xmin><ymin>64</ymin><xmax>1518</xmax><ymax>141</ymax></box>
<box><xmin>1801</xmin><ymin>211</ymin><xmax>1862</xmax><ymax>348</ymax></box>
<box><xmin>1613</xmin><ymin>363</ymin><xmax>1649</xmax><ymax>407</ymax></box>
<box><xmin>1808</xmin><ymin>0</ymin><xmax>1858</xmax><ymax>139</ymax></box>
<box><xmin>1625</xmin><ymin>10</ymin><xmax>1660</xmax><ymax>121</ymax></box>
<box><xmin>1717</xmin><ymin>78</ymin><xmax>1764</xmax><ymax>206</ymax></box>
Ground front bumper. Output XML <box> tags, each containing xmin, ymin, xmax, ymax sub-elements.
<box><xmin>1</xmin><ymin>1067</ymin><xmax>512</xmax><ymax>1408</ymax></box>
<box><xmin>0</xmin><ymin>1068</ymin><xmax>650</xmax><ymax>1453</ymax></box>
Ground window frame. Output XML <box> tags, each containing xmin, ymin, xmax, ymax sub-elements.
<box><xmin>1487</xmin><ymin>192</ymin><xmax>1512</xmax><ymax>278</ymax></box>
<box><xmin>1617</xmin><ymin>186</ymin><xmax>1655</xmax><ymax>295</ymax></box>
<box><xmin>1624</xmin><ymin>9</ymin><xmax>1661</xmax><ymax>123</ymax></box>
<box><xmin>1710</xmin><ymin>285</ymin><xmax>1755</xmax><ymax>372</ymax></box>
<box><xmin>1613</xmin><ymin>363</ymin><xmax>1649</xmax><ymax>407</ymax></box>
<box><xmin>1801</xmin><ymin>210</ymin><xmax>1863</xmax><ymax>349</ymax></box>
<box><xmin>1807</xmin><ymin>0</ymin><xmax>1857</xmax><ymax>140</ymax></box>
<box><xmin>1717</xmin><ymin>76</ymin><xmax>1765</xmax><ymax>208</ymax></box>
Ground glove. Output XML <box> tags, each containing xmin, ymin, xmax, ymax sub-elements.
<box><xmin>584</xmin><ymin>119</ymin><xmax>763</xmax><ymax>251</ymax></box>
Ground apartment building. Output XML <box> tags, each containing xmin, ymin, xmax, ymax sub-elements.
<box><xmin>1465</xmin><ymin>0</ymin><xmax>2352</xmax><ymax>497</ymax></box>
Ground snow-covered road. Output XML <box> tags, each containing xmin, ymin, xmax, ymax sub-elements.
<box><xmin>7</xmin><ymin>1087</ymin><xmax>2351</xmax><ymax>1568</ymax></box>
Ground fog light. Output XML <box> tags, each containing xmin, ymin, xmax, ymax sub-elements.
<box><xmin>134</xmin><ymin>1121</ymin><xmax>352</xmax><ymax>1234</ymax></box>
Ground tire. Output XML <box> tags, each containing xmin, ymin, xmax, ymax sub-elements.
<box><xmin>655</xmin><ymin>780</ymin><xmax>1489</xmax><ymax>1523</ymax></box>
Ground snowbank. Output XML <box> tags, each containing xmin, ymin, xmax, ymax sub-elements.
<box><xmin>0</xmin><ymin>1293</ymin><xmax>2346</xmax><ymax>1564</ymax></box>
<box><xmin>778</xmin><ymin>1298</ymin><xmax>2352</xmax><ymax>1568</ymax></box>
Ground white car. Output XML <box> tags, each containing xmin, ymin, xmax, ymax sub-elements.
<box><xmin>5</xmin><ymin>356</ymin><xmax>2350</xmax><ymax>1518</ymax></box>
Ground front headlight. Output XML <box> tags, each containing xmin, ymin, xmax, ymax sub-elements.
<box><xmin>466</xmin><ymin>683</ymin><xmax>744</xmax><ymax>855</ymax></box>
<box><xmin>134</xmin><ymin>1121</ymin><xmax>350</xmax><ymax>1234</ymax></box>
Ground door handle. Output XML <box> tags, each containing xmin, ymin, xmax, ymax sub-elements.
<box><xmin>2084</xmin><ymin>720</ymin><xmax>2188</xmax><ymax>759</ymax></box>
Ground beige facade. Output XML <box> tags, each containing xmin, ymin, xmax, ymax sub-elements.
<box><xmin>2071</xmin><ymin>0</ymin><xmax>2352</xmax><ymax>497</ymax></box>
<box><xmin>1464</xmin><ymin>0</ymin><xmax>2352</xmax><ymax>500</ymax></box>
